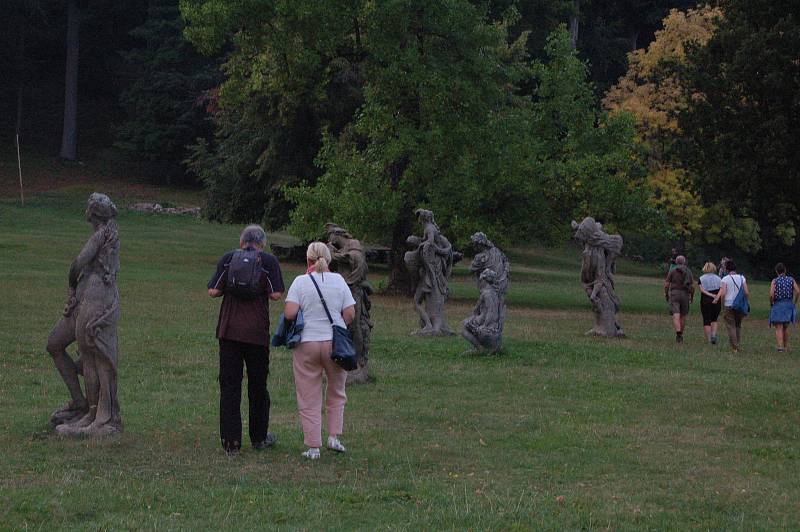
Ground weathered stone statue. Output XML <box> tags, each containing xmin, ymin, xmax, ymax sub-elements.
<box><xmin>46</xmin><ymin>193</ymin><xmax>122</xmax><ymax>436</ymax></box>
<box><xmin>469</xmin><ymin>232</ymin><xmax>509</xmax><ymax>295</ymax></box>
<box><xmin>325</xmin><ymin>223</ymin><xmax>374</xmax><ymax>384</ymax></box>
<box><xmin>461</xmin><ymin>232</ymin><xmax>509</xmax><ymax>353</ymax></box>
<box><xmin>404</xmin><ymin>209</ymin><xmax>454</xmax><ymax>336</ymax></box>
<box><xmin>571</xmin><ymin>217</ymin><xmax>625</xmax><ymax>337</ymax></box>
<box><xmin>461</xmin><ymin>269</ymin><xmax>505</xmax><ymax>354</ymax></box>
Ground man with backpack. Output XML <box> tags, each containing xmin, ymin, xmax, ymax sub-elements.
<box><xmin>208</xmin><ymin>225</ymin><xmax>285</xmax><ymax>455</ymax></box>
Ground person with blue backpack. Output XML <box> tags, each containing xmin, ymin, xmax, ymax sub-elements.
<box><xmin>713</xmin><ymin>260</ymin><xmax>750</xmax><ymax>352</ymax></box>
<box><xmin>207</xmin><ymin>225</ymin><xmax>285</xmax><ymax>455</ymax></box>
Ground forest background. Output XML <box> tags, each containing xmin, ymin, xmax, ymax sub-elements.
<box><xmin>2</xmin><ymin>0</ymin><xmax>798</xmax><ymax>284</ymax></box>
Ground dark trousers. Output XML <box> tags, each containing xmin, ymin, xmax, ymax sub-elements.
<box><xmin>218</xmin><ymin>338</ymin><xmax>270</xmax><ymax>451</ymax></box>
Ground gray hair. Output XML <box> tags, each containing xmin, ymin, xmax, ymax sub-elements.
<box><xmin>675</xmin><ymin>255</ymin><xmax>687</xmax><ymax>265</ymax></box>
<box><xmin>240</xmin><ymin>224</ymin><xmax>267</xmax><ymax>248</ymax></box>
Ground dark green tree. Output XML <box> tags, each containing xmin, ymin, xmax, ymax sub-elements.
<box><xmin>678</xmin><ymin>0</ymin><xmax>800</xmax><ymax>263</ymax></box>
<box><xmin>115</xmin><ymin>2</ymin><xmax>220</xmax><ymax>180</ymax></box>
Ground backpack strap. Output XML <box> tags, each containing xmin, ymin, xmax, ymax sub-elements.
<box><xmin>308</xmin><ymin>273</ymin><xmax>334</xmax><ymax>325</ymax></box>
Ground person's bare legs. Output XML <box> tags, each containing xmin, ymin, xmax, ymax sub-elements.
<box><xmin>784</xmin><ymin>326</ymin><xmax>790</xmax><ymax>350</ymax></box>
<box><xmin>711</xmin><ymin>321</ymin><xmax>718</xmax><ymax>341</ymax></box>
<box><xmin>703</xmin><ymin>325</ymin><xmax>712</xmax><ymax>342</ymax></box>
<box><xmin>775</xmin><ymin>325</ymin><xmax>785</xmax><ymax>350</ymax></box>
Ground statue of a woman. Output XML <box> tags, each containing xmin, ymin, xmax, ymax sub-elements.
<box><xmin>47</xmin><ymin>193</ymin><xmax>122</xmax><ymax>436</ymax></box>
<box><xmin>325</xmin><ymin>223</ymin><xmax>374</xmax><ymax>384</ymax></box>
<box><xmin>405</xmin><ymin>209</ymin><xmax>454</xmax><ymax>335</ymax></box>
<box><xmin>571</xmin><ymin>217</ymin><xmax>624</xmax><ymax>337</ymax></box>
<box><xmin>461</xmin><ymin>269</ymin><xmax>505</xmax><ymax>354</ymax></box>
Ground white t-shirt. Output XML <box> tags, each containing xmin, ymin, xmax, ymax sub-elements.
<box><xmin>720</xmin><ymin>274</ymin><xmax>747</xmax><ymax>307</ymax></box>
<box><xmin>699</xmin><ymin>273</ymin><xmax>722</xmax><ymax>292</ymax></box>
<box><xmin>285</xmin><ymin>272</ymin><xmax>356</xmax><ymax>342</ymax></box>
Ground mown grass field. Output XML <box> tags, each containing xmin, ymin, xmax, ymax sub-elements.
<box><xmin>1</xmin><ymin>182</ymin><xmax>799</xmax><ymax>529</ymax></box>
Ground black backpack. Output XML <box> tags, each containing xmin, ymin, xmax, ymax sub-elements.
<box><xmin>226</xmin><ymin>249</ymin><xmax>263</xmax><ymax>299</ymax></box>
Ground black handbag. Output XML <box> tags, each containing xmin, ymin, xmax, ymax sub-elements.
<box><xmin>308</xmin><ymin>274</ymin><xmax>358</xmax><ymax>371</ymax></box>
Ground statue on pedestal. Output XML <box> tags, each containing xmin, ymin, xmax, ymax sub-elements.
<box><xmin>571</xmin><ymin>217</ymin><xmax>625</xmax><ymax>338</ymax></box>
<box><xmin>325</xmin><ymin>223</ymin><xmax>373</xmax><ymax>384</ymax></box>
<box><xmin>46</xmin><ymin>193</ymin><xmax>123</xmax><ymax>436</ymax></box>
<box><xmin>404</xmin><ymin>209</ymin><xmax>454</xmax><ymax>336</ymax></box>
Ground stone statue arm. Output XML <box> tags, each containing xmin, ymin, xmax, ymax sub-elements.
<box><xmin>68</xmin><ymin>229</ymin><xmax>105</xmax><ymax>288</ymax></box>
<box><xmin>589</xmin><ymin>251</ymin><xmax>608</xmax><ymax>304</ymax></box>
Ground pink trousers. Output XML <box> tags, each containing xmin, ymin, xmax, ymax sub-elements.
<box><xmin>292</xmin><ymin>340</ymin><xmax>347</xmax><ymax>447</ymax></box>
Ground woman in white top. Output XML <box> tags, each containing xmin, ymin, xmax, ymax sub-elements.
<box><xmin>697</xmin><ymin>262</ymin><xmax>722</xmax><ymax>344</ymax></box>
<box><xmin>284</xmin><ymin>242</ymin><xmax>356</xmax><ymax>459</ymax></box>
<box><xmin>712</xmin><ymin>260</ymin><xmax>750</xmax><ymax>352</ymax></box>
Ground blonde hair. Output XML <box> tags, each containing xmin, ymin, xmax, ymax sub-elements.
<box><xmin>306</xmin><ymin>242</ymin><xmax>331</xmax><ymax>273</ymax></box>
<box><xmin>702</xmin><ymin>262</ymin><xmax>717</xmax><ymax>274</ymax></box>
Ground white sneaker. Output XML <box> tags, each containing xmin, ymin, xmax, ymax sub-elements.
<box><xmin>301</xmin><ymin>447</ymin><xmax>320</xmax><ymax>460</ymax></box>
<box><xmin>327</xmin><ymin>436</ymin><xmax>346</xmax><ymax>453</ymax></box>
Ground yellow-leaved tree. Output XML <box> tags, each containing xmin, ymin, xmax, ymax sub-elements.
<box><xmin>603</xmin><ymin>6</ymin><xmax>728</xmax><ymax>244</ymax></box>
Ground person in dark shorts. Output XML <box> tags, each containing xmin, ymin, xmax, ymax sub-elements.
<box><xmin>664</xmin><ymin>255</ymin><xmax>694</xmax><ymax>342</ymax></box>
<box><xmin>697</xmin><ymin>262</ymin><xmax>722</xmax><ymax>344</ymax></box>
<box><xmin>207</xmin><ymin>225</ymin><xmax>285</xmax><ymax>455</ymax></box>
<box><xmin>769</xmin><ymin>263</ymin><xmax>799</xmax><ymax>352</ymax></box>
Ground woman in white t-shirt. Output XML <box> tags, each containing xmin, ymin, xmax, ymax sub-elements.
<box><xmin>713</xmin><ymin>260</ymin><xmax>750</xmax><ymax>352</ymax></box>
<box><xmin>284</xmin><ymin>242</ymin><xmax>356</xmax><ymax>459</ymax></box>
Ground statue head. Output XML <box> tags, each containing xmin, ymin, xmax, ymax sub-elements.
<box><xmin>470</xmin><ymin>232</ymin><xmax>493</xmax><ymax>250</ymax></box>
<box><xmin>571</xmin><ymin>216</ymin><xmax>623</xmax><ymax>256</ymax></box>
<box><xmin>415</xmin><ymin>208</ymin><xmax>434</xmax><ymax>224</ymax></box>
<box><xmin>324</xmin><ymin>222</ymin><xmax>353</xmax><ymax>247</ymax></box>
<box><xmin>571</xmin><ymin>217</ymin><xmax>599</xmax><ymax>244</ymax></box>
<box><xmin>479</xmin><ymin>268</ymin><xmax>498</xmax><ymax>288</ymax></box>
<box><xmin>86</xmin><ymin>193</ymin><xmax>117</xmax><ymax>224</ymax></box>
<box><xmin>406</xmin><ymin>235</ymin><xmax>421</xmax><ymax>248</ymax></box>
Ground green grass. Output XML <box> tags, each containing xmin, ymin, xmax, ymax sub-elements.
<box><xmin>1</xmin><ymin>192</ymin><xmax>799</xmax><ymax>530</ymax></box>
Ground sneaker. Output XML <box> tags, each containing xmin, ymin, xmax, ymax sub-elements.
<box><xmin>711</xmin><ymin>336</ymin><xmax>718</xmax><ymax>345</ymax></box>
<box><xmin>777</xmin><ymin>347</ymin><xmax>786</xmax><ymax>353</ymax></box>
<box><xmin>301</xmin><ymin>447</ymin><xmax>320</xmax><ymax>460</ymax></box>
<box><xmin>253</xmin><ymin>432</ymin><xmax>277</xmax><ymax>450</ymax></box>
<box><xmin>676</xmin><ymin>333</ymin><xmax>683</xmax><ymax>343</ymax></box>
<box><xmin>327</xmin><ymin>436</ymin><xmax>347</xmax><ymax>453</ymax></box>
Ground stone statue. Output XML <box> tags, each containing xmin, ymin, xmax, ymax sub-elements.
<box><xmin>46</xmin><ymin>193</ymin><xmax>123</xmax><ymax>436</ymax></box>
<box><xmin>461</xmin><ymin>269</ymin><xmax>505</xmax><ymax>354</ymax></box>
<box><xmin>469</xmin><ymin>232</ymin><xmax>509</xmax><ymax>296</ymax></box>
<box><xmin>571</xmin><ymin>217</ymin><xmax>624</xmax><ymax>337</ymax></box>
<box><xmin>461</xmin><ymin>232</ymin><xmax>509</xmax><ymax>353</ymax></box>
<box><xmin>404</xmin><ymin>209</ymin><xmax>454</xmax><ymax>336</ymax></box>
<box><xmin>325</xmin><ymin>223</ymin><xmax>374</xmax><ymax>384</ymax></box>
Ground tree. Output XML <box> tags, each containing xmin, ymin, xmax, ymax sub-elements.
<box><xmin>116</xmin><ymin>2</ymin><xmax>220</xmax><ymax>180</ymax></box>
<box><xmin>603</xmin><ymin>6</ymin><xmax>722</xmax><ymax>244</ymax></box>
<box><xmin>679</xmin><ymin>0</ymin><xmax>800</xmax><ymax>260</ymax></box>
<box><xmin>288</xmin><ymin>26</ymin><xmax>659</xmax><ymax>286</ymax></box>
<box><xmin>59</xmin><ymin>0</ymin><xmax>80</xmax><ymax>160</ymax></box>
<box><xmin>181</xmin><ymin>0</ymin><xmax>365</xmax><ymax>226</ymax></box>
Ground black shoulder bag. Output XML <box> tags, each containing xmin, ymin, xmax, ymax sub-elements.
<box><xmin>308</xmin><ymin>274</ymin><xmax>357</xmax><ymax>371</ymax></box>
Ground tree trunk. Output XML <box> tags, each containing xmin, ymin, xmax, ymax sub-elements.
<box><xmin>629</xmin><ymin>29</ymin><xmax>640</xmax><ymax>52</ymax></box>
<box><xmin>569</xmin><ymin>0</ymin><xmax>580</xmax><ymax>50</ymax></box>
<box><xmin>59</xmin><ymin>0</ymin><xmax>80</xmax><ymax>161</ymax></box>
<box><xmin>16</xmin><ymin>33</ymin><xmax>25</xmax><ymax>138</ymax></box>
<box><xmin>387</xmin><ymin>212</ymin><xmax>413</xmax><ymax>294</ymax></box>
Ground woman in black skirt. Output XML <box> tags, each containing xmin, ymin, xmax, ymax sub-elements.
<box><xmin>698</xmin><ymin>262</ymin><xmax>722</xmax><ymax>344</ymax></box>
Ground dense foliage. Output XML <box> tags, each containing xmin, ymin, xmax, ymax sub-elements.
<box><xmin>181</xmin><ymin>0</ymin><xmax>661</xmax><ymax>283</ymax></box>
<box><xmin>115</xmin><ymin>3</ymin><xmax>220</xmax><ymax>181</ymax></box>
<box><xmin>677</xmin><ymin>0</ymin><xmax>800</xmax><ymax>266</ymax></box>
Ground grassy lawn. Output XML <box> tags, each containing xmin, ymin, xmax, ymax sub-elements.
<box><xmin>1</xmin><ymin>188</ymin><xmax>799</xmax><ymax>529</ymax></box>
